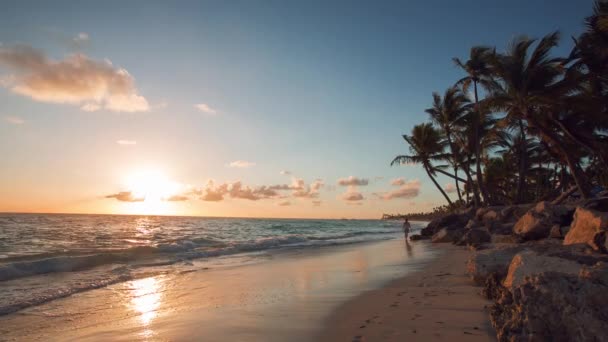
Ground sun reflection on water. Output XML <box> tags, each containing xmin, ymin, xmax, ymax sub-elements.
<box><xmin>128</xmin><ymin>276</ymin><xmax>164</xmax><ymax>337</ymax></box>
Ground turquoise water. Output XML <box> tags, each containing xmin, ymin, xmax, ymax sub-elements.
<box><xmin>0</xmin><ymin>213</ymin><xmax>424</xmax><ymax>316</ymax></box>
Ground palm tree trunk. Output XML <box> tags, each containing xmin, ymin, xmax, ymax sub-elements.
<box><xmin>528</xmin><ymin>116</ymin><xmax>592</xmax><ymax>199</ymax></box>
<box><xmin>424</xmin><ymin>166</ymin><xmax>453</xmax><ymax>206</ymax></box>
<box><xmin>516</xmin><ymin>119</ymin><xmax>528</xmax><ymax>204</ymax></box>
<box><xmin>465</xmin><ymin>155</ymin><xmax>480</xmax><ymax>207</ymax></box>
<box><xmin>473</xmin><ymin>81</ymin><xmax>490</xmax><ymax>205</ymax></box>
<box><xmin>445</xmin><ymin>133</ymin><xmax>463</xmax><ymax>203</ymax></box>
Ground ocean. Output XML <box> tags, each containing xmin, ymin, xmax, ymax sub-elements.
<box><xmin>0</xmin><ymin>213</ymin><xmax>422</xmax><ymax>317</ymax></box>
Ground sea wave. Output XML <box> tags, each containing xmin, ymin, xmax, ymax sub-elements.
<box><xmin>0</xmin><ymin>228</ymin><xmax>402</xmax><ymax>283</ymax></box>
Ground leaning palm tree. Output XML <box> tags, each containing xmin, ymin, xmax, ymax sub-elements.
<box><xmin>453</xmin><ymin>46</ymin><xmax>495</xmax><ymax>204</ymax></box>
<box><xmin>391</xmin><ymin>123</ymin><xmax>453</xmax><ymax>206</ymax></box>
<box><xmin>484</xmin><ymin>31</ymin><xmax>592</xmax><ymax>200</ymax></box>
<box><xmin>425</xmin><ymin>87</ymin><xmax>470</xmax><ymax>203</ymax></box>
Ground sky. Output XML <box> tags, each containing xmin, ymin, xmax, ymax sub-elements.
<box><xmin>0</xmin><ymin>0</ymin><xmax>594</xmax><ymax>218</ymax></box>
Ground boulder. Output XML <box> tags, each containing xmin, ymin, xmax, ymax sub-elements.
<box><xmin>490</xmin><ymin>262</ymin><xmax>608</xmax><ymax>342</ymax></box>
<box><xmin>456</xmin><ymin>229</ymin><xmax>491</xmax><ymax>247</ymax></box>
<box><xmin>409</xmin><ymin>234</ymin><xmax>429</xmax><ymax>241</ymax></box>
<box><xmin>431</xmin><ymin>227</ymin><xmax>464</xmax><ymax>243</ymax></box>
<box><xmin>421</xmin><ymin>212</ymin><xmax>470</xmax><ymax>236</ymax></box>
<box><xmin>564</xmin><ymin>207</ymin><xmax>608</xmax><ymax>252</ymax></box>
<box><xmin>502</xmin><ymin>251</ymin><xmax>582</xmax><ymax>289</ymax></box>
<box><xmin>582</xmin><ymin>196</ymin><xmax>608</xmax><ymax>212</ymax></box>
<box><xmin>488</xmin><ymin>222</ymin><xmax>514</xmax><ymax>235</ymax></box>
<box><xmin>500</xmin><ymin>204</ymin><xmax>534</xmax><ymax>223</ymax></box>
<box><xmin>513</xmin><ymin>201</ymin><xmax>574</xmax><ymax>241</ymax></box>
<box><xmin>464</xmin><ymin>219</ymin><xmax>478</xmax><ymax>230</ymax></box>
<box><xmin>491</xmin><ymin>234</ymin><xmax>520</xmax><ymax>244</ymax></box>
<box><xmin>466</xmin><ymin>245</ymin><xmax>525</xmax><ymax>285</ymax></box>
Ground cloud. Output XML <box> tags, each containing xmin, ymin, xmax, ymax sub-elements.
<box><xmin>105</xmin><ymin>191</ymin><xmax>144</xmax><ymax>202</ymax></box>
<box><xmin>165</xmin><ymin>195</ymin><xmax>189</xmax><ymax>202</ymax></box>
<box><xmin>374</xmin><ymin>179</ymin><xmax>421</xmax><ymax>200</ymax></box>
<box><xmin>340</xmin><ymin>190</ymin><xmax>364</xmax><ymax>201</ymax></box>
<box><xmin>277</xmin><ymin>201</ymin><xmax>291</xmax><ymax>206</ymax></box>
<box><xmin>199</xmin><ymin>177</ymin><xmax>324</xmax><ymax>202</ymax></box>
<box><xmin>73</xmin><ymin>32</ymin><xmax>89</xmax><ymax>44</ymax></box>
<box><xmin>312</xmin><ymin>200</ymin><xmax>322</xmax><ymax>206</ymax></box>
<box><xmin>0</xmin><ymin>45</ymin><xmax>149</xmax><ymax>112</ymax></box>
<box><xmin>227</xmin><ymin>160</ymin><xmax>255</xmax><ymax>168</ymax></box>
<box><xmin>195</xmin><ymin>103</ymin><xmax>217</xmax><ymax>115</ymax></box>
<box><xmin>337</xmin><ymin>176</ymin><xmax>369</xmax><ymax>186</ymax></box>
<box><xmin>291</xmin><ymin>178</ymin><xmax>323</xmax><ymax>198</ymax></box>
<box><xmin>444</xmin><ymin>183</ymin><xmax>457</xmax><ymax>193</ymax></box>
<box><xmin>280</xmin><ymin>170</ymin><xmax>291</xmax><ymax>176</ymax></box>
<box><xmin>116</xmin><ymin>140</ymin><xmax>136</xmax><ymax>145</ymax></box>
<box><xmin>4</xmin><ymin>116</ymin><xmax>24</xmax><ymax>124</ymax></box>
<box><xmin>390</xmin><ymin>178</ymin><xmax>405</xmax><ymax>186</ymax></box>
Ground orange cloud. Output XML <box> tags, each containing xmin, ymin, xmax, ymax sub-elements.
<box><xmin>0</xmin><ymin>45</ymin><xmax>149</xmax><ymax>112</ymax></box>
<box><xmin>105</xmin><ymin>191</ymin><xmax>144</xmax><ymax>202</ymax></box>
<box><xmin>337</xmin><ymin>176</ymin><xmax>369</xmax><ymax>186</ymax></box>
<box><xmin>374</xmin><ymin>179</ymin><xmax>421</xmax><ymax>200</ymax></box>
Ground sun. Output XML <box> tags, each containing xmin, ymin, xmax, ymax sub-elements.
<box><xmin>123</xmin><ymin>169</ymin><xmax>181</xmax><ymax>214</ymax></box>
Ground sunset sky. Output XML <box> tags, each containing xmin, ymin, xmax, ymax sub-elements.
<box><xmin>0</xmin><ymin>0</ymin><xmax>590</xmax><ymax>218</ymax></box>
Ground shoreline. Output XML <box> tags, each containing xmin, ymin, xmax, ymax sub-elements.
<box><xmin>319</xmin><ymin>243</ymin><xmax>496</xmax><ymax>341</ymax></box>
<box><xmin>0</xmin><ymin>237</ymin><xmax>439</xmax><ymax>341</ymax></box>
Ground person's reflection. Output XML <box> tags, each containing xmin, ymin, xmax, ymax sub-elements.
<box><xmin>404</xmin><ymin>239</ymin><xmax>413</xmax><ymax>258</ymax></box>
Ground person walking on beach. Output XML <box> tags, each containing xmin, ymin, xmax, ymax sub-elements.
<box><xmin>402</xmin><ymin>218</ymin><xmax>411</xmax><ymax>241</ymax></box>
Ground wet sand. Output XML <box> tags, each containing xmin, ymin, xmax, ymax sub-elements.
<box><xmin>319</xmin><ymin>244</ymin><xmax>496</xmax><ymax>341</ymax></box>
<box><xmin>0</xmin><ymin>238</ymin><xmax>439</xmax><ymax>341</ymax></box>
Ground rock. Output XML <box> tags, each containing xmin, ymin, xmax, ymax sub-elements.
<box><xmin>564</xmin><ymin>207</ymin><xmax>608</xmax><ymax>252</ymax></box>
<box><xmin>582</xmin><ymin>196</ymin><xmax>608</xmax><ymax>212</ymax></box>
<box><xmin>490</xmin><ymin>262</ymin><xmax>608</xmax><ymax>342</ymax></box>
<box><xmin>488</xmin><ymin>222</ymin><xmax>514</xmax><ymax>235</ymax></box>
<box><xmin>409</xmin><ymin>234</ymin><xmax>429</xmax><ymax>241</ymax></box>
<box><xmin>464</xmin><ymin>219</ymin><xmax>478</xmax><ymax>230</ymax></box>
<box><xmin>500</xmin><ymin>204</ymin><xmax>534</xmax><ymax>223</ymax></box>
<box><xmin>456</xmin><ymin>229</ymin><xmax>491</xmax><ymax>247</ymax></box>
<box><xmin>502</xmin><ymin>251</ymin><xmax>582</xmax><ymax>289</ymax></box>
<box><xmin>513</xmin><ymin>201</ymin><xmax>574</xmax><ymax>241</ymax></box>
<box><xmin>466</xmin><ymin>245</ymin><xmax>525</xmax><ymax>285</ymax></box>
<box><xmin>431</xmin><ymin>227</ymin><xmax>464</xmax><ymax>243</ymax></box>
<box><xmin>421</xmin><ymin>212</ymin><xmax>470</xmax><ymax>237</ymax></box>
<box><xmin>491</xmin><ymin>234</ymin><xmax>520</xmax><ymax>244</ymax></box>
<box><xmin>549</xmin><ymin>225</ymin><xmax>570</xmax><ymax>239</ymax></box>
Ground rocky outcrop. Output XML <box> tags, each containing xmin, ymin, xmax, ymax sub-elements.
<box><xmin>456</xmin><ymin>229</ymin><xmax>491</xmax><ymax>248</ymax></box>
<box><xmin>421</xmin><ymin>212</ymin><xmax>470</xmax><ymax>237</ymax></box>
<box><xmin>502</xmin><ymin>251</ymin><xmax>582</xmax><ymax>289</ymax></box>
<box><xmin>513</xmin><ymin>201</ymin><xmax>574</xmax><ymax>241</ymax></box>
<box><xmin>564</xmin><ymin>207</ymin><xmax>608</xmax><ymax>252</ymax></box>
<box><xmin>466</xmin><ymin>245</ymin><xmax>525</xmax><ymax>285</ymax></box>
<box><xmin>409</xmin><ymin>234</ymin><xmax>429</xmax><ymax>241</ymax></box>
<box><xmin>431</xmin><ymin>227</ymin><xmax>464</xmax><ymax>243</ymax></box>
<box><xmin>490</xmin><ymin>262</ymin><xmax>608</xmax><ymax>342</ymax></box>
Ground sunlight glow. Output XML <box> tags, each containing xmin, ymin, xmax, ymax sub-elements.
<box><xmin>128</xmin><ymin>276</ymin><xmax>164</xmax><ymax>338</ymax></box>
<box><xmin>123</xmin><ymin>169</ymin><xmax>181</xmax><ymax>215</ymax></box>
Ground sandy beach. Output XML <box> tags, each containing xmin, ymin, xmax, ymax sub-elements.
<box><xmin>320</xmin><ymin>243</ymin><xmax>496</xmax><ymax>341</ymax></box>
<box><xmin>0</xmin><ymin>237</ymin><xmax>496</xmax><ymax>341</ymax></box>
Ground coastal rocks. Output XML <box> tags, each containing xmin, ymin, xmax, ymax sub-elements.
<box><xmin>502</xmin><ymin>251</ymin><xmax>582</xmax><ymax>289</ymax></box>
<box><xmin>490</xmin><ymin>263</ymin><xmax>608</xmax><ymax>342</ymax></box>
<box><xmin>421</xmin><ymin>212</ymin><xmax>471</xmax><ymax>237</ymax></box>
<box><xmin>456</xmin><ymin>229</ymin><xmax>491</xmax><ymax>248</ymax></box>
<box><xmin>513</xmin><ymin>201</ymin><xmax>574</xmax><ymax>241</ymax></box>
<box><xmin>466</xmin><ymin>245</ymin><xmax>524</xmax><ymax>285</ymax></box>
<box><xmin>409</xmin><ymin>234</ymin><xmax>429</xmax><ymax>241</ymax></box>
<box><xmin>431</xmin><ymin>227</ymin><xmax>464</xmax><ymax>243</ymax></box>
<box><xmin>564</xmin><ymin>207</ymin><xmax>608</xmax><ymax>252</ymax></box>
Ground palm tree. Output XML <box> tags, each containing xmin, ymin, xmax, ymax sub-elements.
<box><xmin>391</xmin><ymin>123</ymin><xmax>453</xmax><ymax>206</ymax></box>
<box><xmin>453</xmin><ymin>46</ymin><xmax>495</xmax><ymax>204</ymax></box>
<box><xmin>483</xmin><ymin>32</ymin><xmax>592</xmax><ymax>200</ymax></box>
<box><xmin>425</xmin><ymin>87</ymin><xmax>469</xmax><ymax>203</ymax></box>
